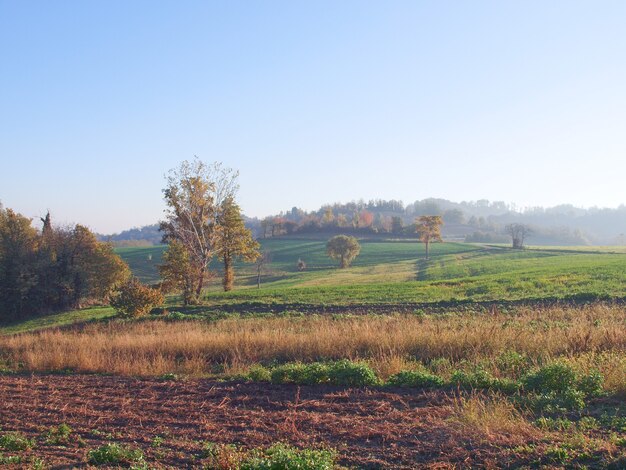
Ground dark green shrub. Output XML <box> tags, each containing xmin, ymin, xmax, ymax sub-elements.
<box><xmin>577</xmin><ymin>369</ymin><xmax>604</xmax><ymax>397</ymax></box>
<box><xmin>522</xmin><ymin>363</ymin><xmax>577</xmax><ymax>394</ymax></box>
<box><xmin>527</xmin><ymin>389</ymin><xmax>586</xmax><ymax>413</ymax></box>
<box><xmin>270</xmin><ymin>361</ymin><xmax>378</xmax><ymax>386</ymax></box>
<box><xmin>87</xmin><ymin>443</ymin><xmax>144</xmax><ymax>466</ymax></box>
<box><xmin>271</xmin><ymin>363</ymin><xmax>329</xmax><ymax>385</ymax></box>
<box><xmin>522</xmin><ymin>362</ymin><xmax>604</xmax><ymax>413</ymax></box>
<box><xmin>327</xmin><ymin>360</ymin><xmax>378</xmax><ymax>386</ymax></box>
<box><xmin>386</xmin><ymin>370</ymin><xmax>444</xmax><ymax>388</ymax></box>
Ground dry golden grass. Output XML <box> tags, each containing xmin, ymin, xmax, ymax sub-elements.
<box><xmin>0</xmin><ymin>304</ymin><xmax>624</xmax><ymax>379</ymax></box>
<box><xmin>449</xmin><ymin>392</ymin><xmax>538</xmax><ymax>441</ymax></box>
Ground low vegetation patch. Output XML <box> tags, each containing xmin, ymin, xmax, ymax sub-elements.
<box><xmin>201</xmin><ymin>442</ymin><xmax>337</xmax><ymax>470</ymax></box>
<box><xmin>87</xmin><ymin>443</ymin><xmax>145</xmax><ymax>466</ymax></box>
<box><xmin>269</xmin><ymin>360</ymin><xmax>378</xmax><ymax>386</ymax></box>
<box><xmin>0</xmin><ymin>431</ymin><xmax>34</xmax><ymax>452</ymax></box>
<box><xmin>43</xmin><ymin>423</ymin><xmax>73</xmax><ymax>445</ymax></box>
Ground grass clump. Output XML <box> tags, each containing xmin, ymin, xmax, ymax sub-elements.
<box><xmin>87</xmin><ymin>443</ymin><xmax>144</xmax><ymax>466</ymax></box>
<box><xmin>270</xmin><ymin>360</ymin><xmax>378</xmax><ymax>386</ymax></box>
<box><xmin>44</xmin><ymin>423</ymin><xmax>72</xmax><ymax>445</ymax></box>
<box><xmin>0</xmin><ymin>431</ymin><xmax>34</xmax><ymax>451</ymax></box>
<box><xmin>247</xmin><ymin>365</ymin><xmax>271</xmax><ymax>382</ymax></box>
<box><xmin>386</xmin><ymin>370</ymin><xmax>444</xmax><ymax>388</ymax></box>
<box><xmin>450</xmin><ymin>369</ymin><xmax>519</xmax><ymax>394</ymax></box>
<box><xmin>200</xmin><ymin>442</ymin><xmax>336</xmax><ymax>470</ymax></box>
<box><xmin>0</xmin><ymin>453</ymin><xmax>23</xmax><ymax>465</ymax></box>
<box><xmin>242</xmin><ymin>443</ymin><xmax>336</xmax><ymax>470</ymax></box>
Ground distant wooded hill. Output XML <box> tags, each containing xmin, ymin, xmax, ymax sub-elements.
<box><xmin>99</xmin><ymin>198</ymin><xmax>626</xmax><ymax>246</ymax></box>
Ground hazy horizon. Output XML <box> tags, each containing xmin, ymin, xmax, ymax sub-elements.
<box><xmin>2</xmin><ymin>1</ymin><xmax>626</xmax><ymax>233</ymax></box>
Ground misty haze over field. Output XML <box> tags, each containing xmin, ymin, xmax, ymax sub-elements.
<box><xmin>101</xmin><ymin>197</ymin><xmax>626</xmax><ymax>247</ymax></box>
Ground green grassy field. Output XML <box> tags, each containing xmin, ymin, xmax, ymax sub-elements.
<box><xmin>115</xmin><ymin>238</ymin><xmax>626</xmax><ymax>307</ymax></box>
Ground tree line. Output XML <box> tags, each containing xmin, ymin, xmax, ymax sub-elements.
<box><xmin>0</xmin><ymin>206</ymin><xmax>129</xmax><ymax>321</ymax></box>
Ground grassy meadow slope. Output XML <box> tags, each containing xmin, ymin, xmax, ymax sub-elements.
<box><xmin>114</xmin><ymin>238</ymin><xmax>626</xmax><ymax>307</ymax></box>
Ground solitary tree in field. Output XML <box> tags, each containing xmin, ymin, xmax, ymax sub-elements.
<box><xmin>218</xmin><ymin>197</ymin><xmax>259</xmax><ymax>291</ymax></box>
<box><xmin>505</xmin><ymin>223</ymin><xmax>531</xmax><ymax>249</ymax></box>
<box><xmin>415</xmin><ymin>215</ymin><xmax>443</xmax><ymax>258</ymax></box>
<box><xmin>326</xmin><ymin>235</ymin><xmax>361</xmax><ymax>268</ymax></box>
<box><xmin>160</xmin><ymin>158</ymin><xmax>239</xmax><ymax>303</ymax></box>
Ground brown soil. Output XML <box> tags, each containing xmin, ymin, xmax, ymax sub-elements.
<box><xmin>1</xmin><ymin>375</ymin><xmax>535</xmax><ymax>469</ymax></box>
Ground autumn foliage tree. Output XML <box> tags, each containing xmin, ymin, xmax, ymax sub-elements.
<box><xmin>158</xmin><ymin>239</ymin><xmax>200</xmax><ymax>305</ymax></box>
<box><xmin>218</xmin><ymin>197</ymin><xmax>259</xmax><ymax>291</ymax></box>
<box><xmin>415</xmin><ymin>215</ymin><xmax>443</xmax><ymax>258</ymax></box>
<box><xmin>326</xmin><ymin>235</ymin><xmax>361</xmax><ymax>268</ymax></box>
<box><xmin>160</xmin><ymin>159</ymin><xmax>238</xmax><ymax>303</ymax></box>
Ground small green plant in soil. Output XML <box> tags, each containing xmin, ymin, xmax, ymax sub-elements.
<box><xmin>87</xmin><ymin>443</ymin><xmax>144</xmax><ymax>466</ymax></box>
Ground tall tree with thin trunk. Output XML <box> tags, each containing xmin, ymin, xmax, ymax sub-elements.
<box><xmin>160</xmin><ymin>158</ymin><xmax>238</xmax><ymax>303</ymax></box>
<box><xmin>415</xmin><ymin>215</ymin><xmax>443</xmax><ymax>258</ymax></box>
<box><xmin>218</xmin><ymin>197</ymin><xmax>259</xmax><ymax>291</ymax></box>
<box><xmin>255</xmin><ymin>250</ymin><xmax>271</xmax><ymax>289</ymax></box>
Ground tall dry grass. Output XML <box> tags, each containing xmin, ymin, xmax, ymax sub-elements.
<box><xmin>0</xmin><ymin>304</ymin><xmax>624</xmax><ymax>380</ymax></box>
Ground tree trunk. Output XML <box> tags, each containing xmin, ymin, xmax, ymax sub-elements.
<box><xmin>425</xmin><ymin>239</ymin><xmax>430</xmax><ymax>259</ymax></box>
<box><xmin>223</xmin><ymin>254</ymin><xmax>233</xmax><ymax>291</ymax></box>
<box><xmin>257</xmin><ymin>266</ymin><xmax>261</xmax><ymax>289</ymax></box>
<box><xmin>195</xmin><ymin>266</ymin><xmax>205</xmax><ymax>301</ymax></box>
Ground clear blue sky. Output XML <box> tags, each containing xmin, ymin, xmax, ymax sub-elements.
<box><xmin>1</xmin><ymin>1</ymin><xmax>625</xmax><ymax>233</ymax></box>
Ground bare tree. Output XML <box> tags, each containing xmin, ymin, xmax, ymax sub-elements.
<box><xmin>255</xmin><ymin>250</ymin><xmax>272</xmax><ymax>289</ymax></box>
<box><xmin>505</xmin><ymin>223</ymin><xmax>532</xmax><ymax>249</ymax></box>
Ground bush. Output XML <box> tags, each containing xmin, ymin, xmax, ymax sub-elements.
<box><xmin>110</xmin><ymin>278</ymin><xmax>165</xmax><ymax>317</ymax></box>
<box><xmin>270</xmin><ymin>361</ymin><xmax>378</xmax><ymax>387</ymax></box>
<box><xmin>523</xmin><ymin>363</ymin><xmax>578</xmax><ymax>394</ymax></box>
<box><xmin>271</xmin><ymin>363</ymin><xmax>328</xmax><ymax>385</ymax></box>
<box><xmin>327</xmin><ymin>360</ymin><xmax>379</xmax><ymax>386</ymax></box>
<box><xmin>386</xmin><ymin>370</ymin><xmax>444</xmax><ymax>388</ymax></box>
<box><xmin>577</xmin><ymin>369</ymin><xmax>604</xmax><ymax>397</ymax></box>
<box><xmin>522</xmin><ymin>362</ymin><xmax>599</xmax><ymax>413</ymax></box>
<box><xmin>521</xmin><ymin>362</ymin><xmax>604</xmax><ymax>413</ymax></box>
<box><xmin>526</xmin><ymin>389</ymin><xmax>586</xmax><ymax>413</ymax></box>
<box><xmin>88</xmin><ymin>443</ymin><xmax>144</xmax><ymax>466</ymax></box>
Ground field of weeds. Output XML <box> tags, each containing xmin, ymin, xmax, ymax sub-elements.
<box><xmin>1</xmin><ymin>303</ymin><xmax>625</xmax><ymax>467</ymax></box>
